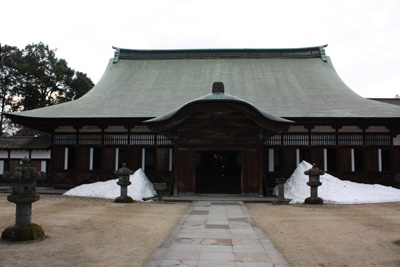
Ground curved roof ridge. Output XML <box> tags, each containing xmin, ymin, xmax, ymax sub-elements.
<box><xmin>113</xmin><ymin>45</ymin><xmax>328</xmax><ymax>62</ymax></box>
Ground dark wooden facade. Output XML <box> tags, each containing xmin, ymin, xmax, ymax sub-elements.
<box><xmin>47</xmin><ymin>128</ymin><xmax>400</xmax><ymax>193</ymax></box>
<box><xmin>45</xmin><ymin>112</ymin><xmax>400</xmax><ymax>193</ymax></box>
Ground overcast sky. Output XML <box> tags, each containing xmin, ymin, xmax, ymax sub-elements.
<box><xmin>2</xmin><ymin>0</ymin><xmax>400</xmax><ymax>98</ymax></box>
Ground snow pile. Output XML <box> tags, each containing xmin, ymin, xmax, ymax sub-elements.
<box><xmin>276</xmin><ymin>161</ymin><xmax>400</xmax><ymax>204</ymax></box>
<box><xmin>64</xmin><ymin>168</ymin><xmax>156</xmax><ymax>201</ymax></box>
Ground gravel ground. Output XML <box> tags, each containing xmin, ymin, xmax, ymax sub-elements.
<box><xmin>0</xmin><ymin>194</ymin><xmax>189</xmax><ymax>267</ymax></box>
<box><xmin>247</xmin><ymin>202</ymin><xmax>400</xmax><ymax>267</ymax></box>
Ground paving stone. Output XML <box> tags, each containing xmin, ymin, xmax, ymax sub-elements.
<box><xmin>233</xmin><ymin>244</ymin><xmax>266</xmax><ymax>253</ymax></box>
<box><xmin>230</xmin><ymin>228</ymin><xmax>255</xmax><ymax>234</ymax></box>
<box><xmin>211</xmin><ymin>201</ymin><xmax>240</xmax><ymax>205</ymax></box>
<box><xmin>166</xmin><ymin>250</ymin><xmax>200</xmax><ymax>261</ymax></box>
<box><xmin>182</xmin><ymin>222</ymin><xmax>206</xmax><ymax>229</ymax></box>
<box><xmin>201</xmin><ymin>238</ymin><xmax>233</xmax><ymax>246</ymax></box>
<box><xmin>186</xmin><ymin>217</ymin><xmax>208</xmax><ymax>223</ymax></box>
<box><xmin>178</xmin><ymin>232</ymin><xmax>232</xmax><ymax>239</ymax></box>
<box><xmin>232</xmin><ymin>239</ymin><xmax>261</xmax><ymax>246</ymax></box>
<box><xmin>228</xmin><ymin>218</ymin><xmax>247</xmax><ymax>221</ymax></box>
<box><xmin>231</xmin><ymin>233</ymin><xmax>259</xmax><ymax>240</ymax></box>
<box><xmin>236</xmin><ymin>262</ymin><xmax>274</xmax><ymax>267</ymax></box>
<box><xmin>175</xmin><ymin>237</ymin><xmax>203</xmax><ymax>245</ymax></box>
<box><xmin>207</xmin><ymin>219</ymin><xmax>229</xmax><ymax>224</ymax></box>
<box><xmin>206</xmin><ymin>224</ymin><xmax>230</xmax><ymax>229</ymax></box>
<box><xmin>234</xmin><ymin>252</ymin><xmax>272</xmax><ymax>262</ymax></box>
<box><xmin>199</xmin><ymin>251</ymin><xmax>236</xmax><ymax>261</ymax></box>
<box><xmin>191</xmin><ymin>210</ymin><xmax>209</xmax><ymax>215</ymax></box>
<box><xmin>229</xmin><ymin>224</ymin><xmax>253</xmax><ymax>230</ymax></box>
<box><xmin>169</xmin><ymin>244</ymin><xmax>202</xmax><ymax>252</ymax></box>
<box><xmin>156</xmin><ymin>259</ymin><xmax>198</xmax><ymax>266</ymax></box>
<box><xmin>179</xmin><ymin>228</ymin><xmax>231</xmax><ymax>235</ymax></box>
<box><xmin>144</xmin><ymin>201</ymin><xmax>288</xmax><ymax>267</ymax></box>
<box><xmin>200</xmin><ymin>244</ymin><xmax>233</xmax><ymax>252</ymax></box>
<box><xmin>198</xmin><ymin>261</ymin><xmax>237</xmax><ymax>267</ymax></box>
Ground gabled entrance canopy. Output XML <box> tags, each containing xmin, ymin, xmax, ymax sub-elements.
<box><xmin>145</xmin><ymin>82</ymin><xmax>293</xmax><ymax>195</ymax></box>
<box><xmin>145</xmin><ymin>82</ymin><xmax>293</xmax><ymax>148</ymax></box>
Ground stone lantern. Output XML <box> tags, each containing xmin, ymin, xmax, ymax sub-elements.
<box><xmin>304</xmin><ymin>163</ymin><xmax>324</xmax><ymax>204</ymax></box>
<box><xmin>114</xmin><ymin>163</ymin><xmax>134</xmax><ymax>203</ymax></box>
<box><xmin>1</xmin><ymin>157</ymin><xmax>46</xmax><ymax>242</ymax></box>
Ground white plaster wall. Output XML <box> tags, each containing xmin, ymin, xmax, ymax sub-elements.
<box><xmin>54</xmin><ymin>126</ymin><xmax>76</xmax><ymax>132</ymax></box>
<box><xmin>393</xmin><ymin>135</ymin><xmax>400</xmax><ymax>146</ymax></box>
<box><xmin>311</xmin><ymin>126</ymin><xmax>335</xmax><ymax>133</ymax></box>
<box><xmin>80</xmin><ymin>126</ymin><xmax>102</xmax><ymax>132</ymax></box>
<box><xmin>312</xmin><ymin>126</ymin><xmax>335</xmax><ymax>132</ymax></box>
<box><xmin>31</xmin><ymin>150</ymin><xmax>51</xmax><ymax>159</ymax></box>
<box><xmin>0</xmin><ymin>160</ymin><xmax>4</xmax><ymax>174</ymax></box>
<box><xmin>0</xmin><ymin>150</ymin><xmax>8</xmax><ymax>158</ymax></box>
<box><xmin>365</xmin><ymin>126</ymin><xmax>389</xmax><ymax>133</ymax></box>
<box><xmin>338</xmin><ymin>126</ymin><xmax>362</xmax><ymax>132</ymax></box>
<box><xmin>10</xmin><ymin>150</ymin><xmax>29</xmax><ymax>159</ymax></box>
<box><xmin>287</xmin><ymin>126</ymin><xmax>308</xmax><ymax>132</ymax></box>
<box><xmin>131</xmin><ymin>126</ymin><xmax>151</xmax><ymax>132</ymax></box>
<box><xmin>105</xmin><ymin>126</ymin><xmax>127</xmax><ymax>132</ymax></box>
<box><xmin>41</xmin><ymin>161</ymin><xmax>47</xmax><ymax>173</ymax></box>
<box><xmin>268</xmin><ymin>149</ymin><xmax>274</xmax><ymax>172</ymax></box>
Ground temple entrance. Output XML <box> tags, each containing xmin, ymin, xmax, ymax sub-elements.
<box><xmin>195</xmin><ymin>151</ymin><xmax>241</xmax><ymax>194</ymax></box>
<box><xmin>145</xmin><ymin>83</ymin><xmax>293</xmax><ymax>195</ymax></box>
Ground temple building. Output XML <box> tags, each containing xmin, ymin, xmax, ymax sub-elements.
<box><xmin>4</xmin><ymin>46</ymin><xmax>400</xmax><ymax>195</ymax></box>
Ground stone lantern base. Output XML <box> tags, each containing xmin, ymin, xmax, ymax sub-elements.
<box><xmin>304</xmin><ymin>197</ymin><xmax>324</xmax><ymax>205</ymax></box>
<box><xmin>2</xmin><ymin>223</ymin><xmax>44</xmax><ymax>242</ymax></box>
<box><xmin>114</xmin><ymin>196</ymin><xmax>134</xmax><ymax>203</ymax></box>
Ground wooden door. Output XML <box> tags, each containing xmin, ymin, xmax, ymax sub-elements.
<box><xmin>176</xmin><ymin>150</ymin><xmax>195</xmax><ymax>193</ymax></box>
<box><xmin>242</xmin><ymin>150</ymin><xmax>260</xmax><ymax>194</ymax></box>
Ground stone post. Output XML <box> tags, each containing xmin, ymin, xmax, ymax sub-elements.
<box><xmin>274</xmin><ymin>177</ymin><xmax>287</xmax><ymax>204</ymax></box>
<box><xmin>1</xmin><ymin>157</ymin><xmax>46</xmax><ymax>242</ymax></box>
<box><xmin>114</xmin><ymin>163</ymin><xmax>134</xmax><ymax>203</ymax></box>
<box><xmin>304</xmin><ymin>163</ymin><xmax>324</xmax><ymax>204</ymax></box>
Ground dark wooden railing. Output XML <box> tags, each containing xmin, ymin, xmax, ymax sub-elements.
<box><xmin>266</xmin><ymin>133</ymin><xmax>391</xmax><ymax>146</ymax></box>
<box><xmin>54</xmin><ymin>133</ymin><xmax>172</xmax><ymax>146</ymax></box>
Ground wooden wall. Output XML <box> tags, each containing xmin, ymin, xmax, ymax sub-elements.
<box><xmin>48</xmin><ymin>143</ymin><xmax>400</xmax><ymax>189</ymax></box>
<box><xmin>176</xmin><ymin>150</ymin><xmax>195</xmax><ymax>193</ymax></box>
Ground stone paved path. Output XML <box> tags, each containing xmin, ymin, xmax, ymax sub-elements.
<box><xmin>145</xmin><ymin>201</ymin><xmax>289</xmax><ymax>267</ymax></box>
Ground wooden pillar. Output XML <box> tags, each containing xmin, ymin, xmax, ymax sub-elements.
<box><xmin>258</xmin><ymin>146</ymin><xmax>264</xmax><ymax>197</ymax></box>
<box><xmin>173</xmin><ymin>144</ymin><xmax>179</xmax><ymax>196</ymax></box>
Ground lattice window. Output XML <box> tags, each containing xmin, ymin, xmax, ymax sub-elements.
<box><xmin>338</xmin><ymin>134</ymin><xmax>363</xmax><ymax>146</ymax></box>
<box><xmin>78</xmin><ymin>134</ymin><xmax>102</xmax><ymax>145</ymax></box>
<box><xmin>130</xmin><ymin>134</ymin><xmax>155</xmax><ymax>145</ymax></box>
<box><xmin>53</xmin><ymin>134</ymin><xmax>77</xmax><ymax>145</ymax></box>
<box><xmin>265</xmin><ymin>135</ymin><xmax>281</xmax><ymax>146</ymax></box>
<box><xmin>265</xmin><ymin>133</ymin><xmax>392</xmax><ymax>147</ymax></box>
<box><xmin>104</xmin><ymin>134</ymin><xmax>128</xmax><ymax>145</ymax></box>
<box><xmin>282</xmin><ymin>134</ymin><xmax>309</xmax><ymax>146</ymax></box>
<box><xmin>310</xmin><ymin>134</ymin><xmax>336</xmax><ymax>146</ymax></box>
<box><xmin>156</xmin><ymin>135</ymin><xmax>173</xmax><ymax>145</ymax></box>
<box><xmin>365</xmin><ymin>134</ymin><xmax>391</xmax><ymax>146</ymax></box>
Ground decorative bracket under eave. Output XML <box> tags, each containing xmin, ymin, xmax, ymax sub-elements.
<box><xmin>319</xmin><ymin>44</ymin><xmax>328</xmax><ymax>62</ymax></box>
<box><xmin>112</xmin><ymin>46</ymin><xmax>120</xmax><ymax>64</ymax></box>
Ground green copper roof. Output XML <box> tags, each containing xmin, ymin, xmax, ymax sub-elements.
<box><xmin>8</xmin><ymin>47</ymin><xmax>400</xmax><ymax>121</ymax></box>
